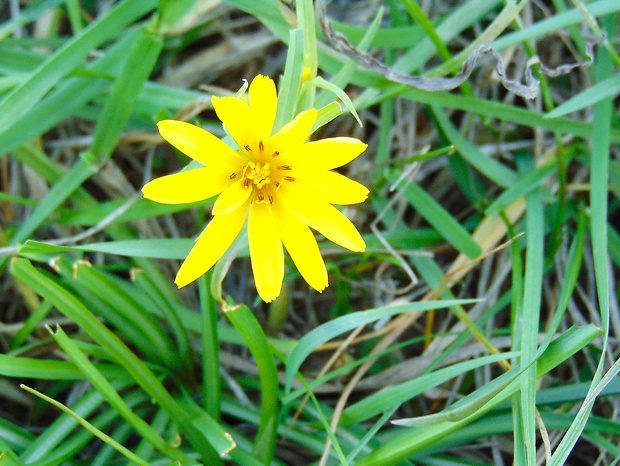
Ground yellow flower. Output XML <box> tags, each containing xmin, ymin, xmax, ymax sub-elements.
<box><xmin>142</xmin><ymin>75</ymin><xmax>368</xmax><ymax>302</ymax></box>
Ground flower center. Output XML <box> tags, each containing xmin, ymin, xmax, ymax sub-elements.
<box><xmin>245</xmin><ymin>161</ymin><xmax>271</xmax><ymax>189</ymax></box>
<box><xmin>236</xmin><ymin>142</ymin><xmax>296</xmax><ymax>205</ymax></box>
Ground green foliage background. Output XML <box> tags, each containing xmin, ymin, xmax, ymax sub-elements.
<box><xmin>0</xmin><ymin>0</ymin><xmax>619</xmax><ymax>464</ymax></box>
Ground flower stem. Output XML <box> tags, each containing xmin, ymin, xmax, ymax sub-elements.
<box><xmin>224</xmin><ymin>303</ymin><xmax>279</xmax><ymax>464</ymax></box>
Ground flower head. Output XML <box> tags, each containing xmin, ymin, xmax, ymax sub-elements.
<box><xmin>142</xmin><ymin>75</ymin><xmax>368</xmax><ymax>302</ymax></box>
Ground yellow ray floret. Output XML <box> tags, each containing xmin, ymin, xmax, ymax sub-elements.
<box><xmin>142</xmin><ymin>75</ymin><xmax>368</xmax><ymax>302</ymax></box>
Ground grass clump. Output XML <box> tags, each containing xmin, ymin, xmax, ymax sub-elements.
<box><xmin>0</xmin><ymin>1</ymin><xmax>619</xmax><ymax>465</ymax></box>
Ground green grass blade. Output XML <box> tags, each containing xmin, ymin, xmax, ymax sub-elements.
<box><xmin>342</xmin><ymin>352</ymin><xmax>518</xmax><ymax>426</ymax></box>
<box><xmin>0</xmin><ymin>0</ymin><xmax>157</xmax><ymax>129</ymax></box>
<box><xmin>545</xmin><ymin>73</ymin><xmax>620</xmax><ymax>119</ymax></box>
<box><xmin>20</xmin><ymin>385</ymin><xmax>149</xmax><ymax>466</ymax></box>
<box><xmin>0</xmin><ymin>417</ymin><xmax>33</xmax><ymax>452</ymax></box>
<box><xmin>432</xmin><ymin>106</ymin><xmax>517</xmax><ymax>187</ymax></box>
<box><xmin>548</xmin><ymin>14</ymin><xmax>615</xmax><ymax>465</ymax></box>
<box><xmin>71</xmin><ymin>262</ymin><xmax>181</xmax><ymax>370</ymax></box>
<box><xmin>19</xmin><ymin>379</ymin><xmax>137</xmax><ymax>463</ymax></box>
<box><xmin>274</xmin><ymin>28</ymin><xmax>305</xmax><ymax>131</ymax></box>
<box><xmin>518</xmin><ymin>155</ymin><xmax>545</xmax><ymax>464</ymax></box>
<box><xmin>199</xmin><ymin>273</ymin><xmax>221</xmax><ymax>421</ymax></box>
<box><xmin>355</xmin><ymin>324</ymin><xmax>601</xmax><ymax>466</ymax></box>
<box><xmin>0</xmin><ymin>0</ymin><xmax>64</xmax><ymax>40</ymax></box>
<box><xmin>49</xmin><ymin>325</ymin><xmax>193</xmax><ymax>464</ymax></box>
<box><xmin>485</xmin><ymin>158</ymin><xmax>558</xmax><ymax>214</ymax></box>
<box><xmin>0</xmin><ymin>353</ymin><xmax>126</xmax><ymax>380</ymax></box>
<box><xmin>19</xmin><ymin>238</ymin><xmax>193</xmax><ymax>259</ymax></box>
<box><xmin>224</xmin><ymin>304</ymin><xmax>278</xmax><ymax>464</ymax></box>
<box><xmin>10</xmin><ymin>258</ymin><xmax>220</xmax><ymax>464</ymax></box>
<box><xmin>492</xmin><ymin>0</ymin><xmax>620</xmax><ymax>50</ymax></box>
<box><xmin>399</xmin><ymin>181</ymin><xmax>482</xmax><ymax>259</ymax></box>
<box><xmin>90</xmin><ymin>30</ymin><xmax>162</xmax><ymax>162</ymax></box>
<box><xmin>0</xmin><ymin>448</ymin><xmax>24</xmax><ymax>466</ymax></box>
<box><xmin>285</xmin><ymin>299</ymin><xmax>479</xmax><ymax>393</ymax></box>
<box><xmin>2</xmin><ymin>158</ymin><xmax>99</xmax><ymax>269</ymax></box>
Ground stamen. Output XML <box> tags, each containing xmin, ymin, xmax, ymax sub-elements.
<box><xmin>268</xmin><ymin>195</ymin><xmax>273</xmax><ymax>203</ymax></box>
<box><xmin>244</xmin><ymin>144</ymin><xmax>251</xmax><ymax>151</ymax></box>
<box><xmin>272</xmin><ymin>151</ymin><xmax>280</xmax><ymax>157</ymax></box>
<box><xmin>278</xmin><ymin>165</ymin><xmax>291</xmax><ymax>170</ymax></box>
<box><xmin>244</xmin><ymin>179</ymin><xmax>251</xmax><ymax>188</ymax></box>
<box><xmin>284</xmin><ymin>176</ymin><xmax>296</xmax><ymax>182</ymax></box>
<box><xmin>259</xmin><ymin>141</ymin><xmax>264</xmax><ymax>152</ymax></box>
<box><xmin>230</xmin><ymin>172</ymin><xmax>238</xmax><ymax>179</ymax></box>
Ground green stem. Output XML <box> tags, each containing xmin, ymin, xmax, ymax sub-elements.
<box><xmin>224</xmin><ymin>304</ymin><xmax>278</xmax><ymax>464</ymax></box>
<box><xmin>199</xmin><ymin>271</ymin><xmax>221</xmax><ymax>422</ymax></box>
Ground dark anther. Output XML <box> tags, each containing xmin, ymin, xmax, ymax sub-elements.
<box><xmin>272</xmin><ymin>151</ymin><xmax>280</xmax><ymax>157</ymax></box>
<box><xmin>258</xmin><ymin>141</ymin><xmax>264</xmax><ymax>152</ymax></box>
<box><xmin>230</xmin><ymin>172</ymin><xmax>238</xmax><ymax>179</ymax></box>
<box><xmin>244</xmin><ymin>144</ymin><xmax>251</xmax><ymax>151</ymax></box>
<box><xmin>278</xmin><ymin>165</ymin><xmax>291</xmax><ymax>170</ymax></box>
<box><xmin>284</xmin><ymin>176</ymin><xmax>296</xmax><ymax>182</ymax></box>
<box><xmin>244</xmin><ymin>179</ymin><xmax>251</xmax><ymax>188</ymax></box>
<box><xmin>268</xmin><ymin>195</ymin><xmax>273</xmax><ymax>203</ymax></box>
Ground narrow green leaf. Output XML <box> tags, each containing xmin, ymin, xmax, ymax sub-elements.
<box><xmin>399</xmin><ymin>181</ymin><xmax>482</xmax><ymax>259</ymax></box>
<box><xmin>19</xmin><ymin>238</ymin><xmax>193</xmax><ymax>259</ymax></box>
<box><xmin>1</xmin><ymin>158</ymin><xmax>98</xmax><ymax>271</ymax></box>
<box><xmin>10</xmin><ymin>258</ymin><xmax>220</xmax><ymax>464</ymax></box>
<box><xmin>19</xmin><ymin>379</ymin><xmax>137</xmax><ymax>464</ymax></box>
<box><xmin>285</xmin><ymin>299</ymin><xmax>479</xmax><ymax>392</ymax></box>
<box><xmin>20</xmin><ymin>385</ymin><xmax>150</xmax><ymax>466</ymax></box>
<box><xmin>0</xmin><ymin>353</ymin><xmax>126</xmax><ymax>380</ymax></box>
<box><xmin>198</xmin><ymin>273</ymin><xmax>221</xmax><ymax>421</ymax></box>
<box><xmin>224</xmin><ymin>304</ymin><xmax>278</xmax><ymax>464</ymax></box>
<box><xmin>0</xmin><ymin>417</ymin><xmax>34</xmax><ymax>452</ymax></box>
<box><xmin>0</xmin><ymin>0</ymin><xmax>65</xmax><ymax>40</ymax></box>
<box><xmin>0</xmin><ymin>0</ymin><xmax>157</xmax><ymax>129</ymax></box>
<box><xmin>545</xmin><ymin>73</ymin><xmax>620</xmax><ymax>119</ymax></box>
<box><xmin>356</xmin><ymin>324</ymin><xmax>601</xmax><ymax>466</ymax></box>
<box><xmin>433</xmin><ymin>106</ymin><xmax>517</xmax><ymax>187</ymax></box>
<box><xmin>72</xmin><ymin>262</ymin><xmax>181</xmax><ymax>370</ymax></box>
<box><xmin>0</xmin><ymin>448</ymin><xmax>24</xmax><ymax>466</ymax></box>
<box><xmin>485</xmin><ymin>159</ymin><xmax>557</xmax><ymax>214</ymax></box>
<box><xmin>274</xmin><ymin>28</ymin><xmax>305</xmax><ymax>132</ymax></box>
<box><xmin>492</xmin><ymin>0</ymin><xmax>620</xmax><ymax>51</ymax></box>
<box><xmin>90</xmin><ymin>30</ymin><xmax>162</xmax><ymax>161</ymax></box>
<box><xmin>310</xmin><ymin>76</ymin><xmax>362</xmax><ymax>127</ymax></box>
<box><xmin>548</xmin><ymin>15</ymin><xmax>615</xmax><ymax>464</ymax></box>
<box><xmin>342</xmin><ymin>352</ymin><xmax>518</xmax><ymax>426</ymax></box>
<box><xmin>49</xmin><ymin>325</ymin><xmax>192</xmax><ymax>464</ymax></box>
<box><xmin>311</xmin><ymin>101</ymin><xmax>343</xmax><ymax>132</ymax></box>
<box><xmin>518</xmin><ymin>157</ymin><xmax>545</xmax><ymax>464</ymax></box>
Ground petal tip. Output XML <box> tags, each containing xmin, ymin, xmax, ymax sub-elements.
<box><xmin>314</xmin><ymin>283</ymin><xmax>328</xmax><ymax>293</ymax></box>
<box><xmin>260</xmin><ymin>291</ymin><xmax>281</xmax><ymax>303</ymax></box>
<box><xmin>174</xmin><ymin>276</ymin><xmax>190</xmax><ymax>288</ymax></box>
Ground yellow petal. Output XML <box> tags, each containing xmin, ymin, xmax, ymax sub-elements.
<box><xmin>157</xmin><ymin>120</ymin><xmax>244</xmax><ymax>170</ymax></box>
<box><xmin>248</xmin><ymin>202</ymin><xmax>283</xmax><ymax>302</ymax></box>
<box><xmin>278</xmin><ymin>186</ymin><xmax>366</xmax><ymax>252</ymax></box>
<box><xmin>175</xmin><ymin>207</ymin><xmax>248</xmax><ymax>287</ymax></box>
<box><xmin>212</xmin><ymin>179</ymin><xmax>252</xmax><ymax>215</ymax></box>
<box><xmin>272</xmin><ymin>201</ymin><xmax>328</xmax><ymax>292</ymax></box>
<box><xmin>299</xmin><ymin>171</ymin><xmax>369</xmax><ymax>205</ymax></box>
<box><xmin>270</xmin><ymin>109</ymin><xmax>317</xmax><ymax>155</ymax></box>
<box><xmin>212</xmin><ymin>96</ymin><xmax>256</xmax><ymax>152</ymax></box>
<box><xmin>142</xmin><ymin>168</ymin><xmax>232</xmax><ymax>204</ymax></box>
<box><xmin>249</xmin><ymin>75</ymin><xmax>277</xmax><ymax>139</ymax></box>
<box><xmin>292</xmin><ymin>138</ymin><xmax>367</xmax><ymax>171</ymax></box>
